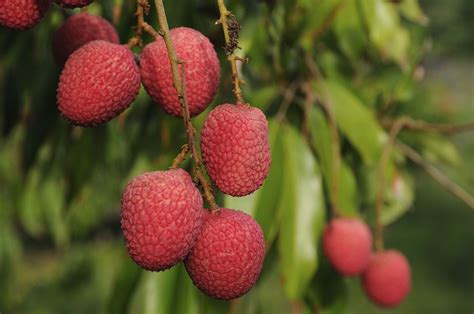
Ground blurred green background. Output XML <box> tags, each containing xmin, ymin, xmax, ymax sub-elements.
<box><xmin>0</xmin><ymin>0</ymin><xmax>473</xmax><ymax>313</ymax></box>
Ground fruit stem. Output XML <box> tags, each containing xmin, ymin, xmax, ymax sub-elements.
<box><xmin>396</xmin><ymin>141</ymin><xmax>474</xmax><ymax>210</ymax></box>
<box><xmin>127</xmin><ymin>0</ymin><xmax>157</xmax><ymax>47</ymax></box>
<box><xmin>216</xmin><ymin>0</ymin><xmax>246</xmax><ymax>105</ymax></box>
<box><xmin>375</xmin><ymin>117</ymin><xmax>409</xmax><ymax>251</ymax></box>
<box><xmin>153</xmin><ymin>0</ymin><xmax>219</xmax><ymax>211</ymax></box>
<box><xmin>171</xmin><ymin>144</ymin><xmax>189</xmax><ymax>168</ymax></box>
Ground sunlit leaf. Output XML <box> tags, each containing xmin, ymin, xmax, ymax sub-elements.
<box><xmin>278</xmin><ymin>124</ymin><xmax>325</xmax><ymax>300</ymax></box>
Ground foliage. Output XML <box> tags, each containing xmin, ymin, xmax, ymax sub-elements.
<box><xmin>0</xmin><ymin>0</ymin><xmax>472</xmax><ymax>313</ymax></box>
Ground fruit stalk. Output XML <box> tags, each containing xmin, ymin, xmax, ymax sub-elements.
<box><xmin>153</xmin><ymin>0</ymin><xmax>218</xmax><ymax>210</ymax></box>
<box><xmin>216</xmin><ymin>0</ymin><xmax>245</xmax><ymax>105</ymax></box>
<box><xmin>128</xmin><ymin>0</ymin><xmax>158</xmax><ymax>47</ymax></box>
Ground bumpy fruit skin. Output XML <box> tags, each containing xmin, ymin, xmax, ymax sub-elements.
<box><xmin>57</xmin><ymin>40</ymin><xmax>140</xmax><ymax>126</ymax></box>
<box><xmin>121</xmin><ymin>169</ymin><xmax>204</xmax><ymax>271</ymax></box>
<box><xmin>53</xmin><ymin>13</ymin><xmax>119</xmax><ymax>66</ymax></box>
<box><xmin>140</xmin><ymin>27</ymin><xmax>220</xmax><ymax>117</ymax></box>
<box><xmin>55</xmin><ymin>0</ymin><xmax>92</xmax><ymax>8</ymax></box>
<box><xmin>185</xmin><ymin>208</ymin><xmax>265</xmax><ymax>300</ymax></box>
<box><xmin>0</xmin><ymin>0</ymin><xmax>50</xmax><ymax>30</ymax></box>
<box><xmin>362</xmin><ymin>250</ymin><xmax>411</xmax><ymax>308</ymax></box>
<box><xmin>322</xmin><ymin>218</ymin><xmax>372</xmax><ymax>276</ymax></box>
<box><xmin>201</xmin><ymin>103</ymin><xmax>271</xmax><ymax>196</ymax></box>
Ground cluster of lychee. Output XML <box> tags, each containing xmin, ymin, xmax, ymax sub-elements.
<box><xmin>41</xmin><ymin>11</ymin><xmax>269</xmax><ymax>300</ymax></box>
<box><xmin>322</xmin><ymin>217</ymin><xmax>411</xmax><ymax>308</ymax></box>
<box><xmin>0</xmin><ymin>0</ymin><xmax>93</xmax><ymax>30</ymax></box>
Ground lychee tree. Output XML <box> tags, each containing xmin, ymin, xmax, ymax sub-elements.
<box><xmin>0</xmin><ymin>0</ymin><xmax>473</xmax><ymax>313</ymax></box>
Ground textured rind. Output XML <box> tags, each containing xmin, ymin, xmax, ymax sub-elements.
<box><xmin>53</xmin><ymin>13</ymin><xmax>119</xmax><ymax>66</ymax></box>
<box><xmin>201</xmin><ymin>103</ymin><xmax>271</xmax><ymax>196</ymax></box>
<box><xmin>362</xmin><ymin>250</ymin><xmax>411</xmax><ymax>308</ymax></box>
<box><xmin>184</xmin><ymin>208</ymin><xmax>265</xmax><ymax>300</ymax></box>
<box><xmin>55</xmin><ymin>0</ymin><xmax>92</xmax><ymax>8</ymax></box>
<box><xmin>57</xmin><ymin>40</ymin><xmax>140</xmax><ymax>126</ymax></box>
<box><xmin>140</xmin><ymin>27</ymin><xmax>220</xmax><ymax>117</ymax></box>
<box><xmin>0</xmin><ymin>0</ymin><xmax>50</xmax><ymax>30</ymax></box>
<box><xmin>322</xmin><ymin>218</ymin><xmax>372</xmax><ymax>276</ymax></box>
<box><xmin>121</xmin><ymin>169</ymin><xmax>205</xmax><ymax>271</ymax></box>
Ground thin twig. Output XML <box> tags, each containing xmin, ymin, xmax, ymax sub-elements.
<box><xmin>127</xmin><ymin>0</ymin><xmax>157</xmax><ymax>47</ymax></box>
<box><xmin>313</xmin><ymin>1</ymin><xmax>345</xmax><ymax>42</ymax></box>
<box><xmin>374</xmin><ymin>117</ymin><xmax>410</xmax><ymax>251</ymax></box>
<box><xmin>396</xmin><ymin>141</ymin><xmax>474</xmax><ymax>210</ymax></box>
<box><xmin>171</xmin><ymin>144</ymin><xmax>189</xmax><ymax>168</ymax></box>
<box><xmin>305</xmin><ymin>54</ymin><xmax>342</xmax><ymax>217</ymax></box>
<box><xmin>381</xmin><ymin>118</ymin><xmax>474</xmax><ymax>135</ymax></box>
<box><xmin>216</xmin><ymin>0</ymin><xmax>245</xmax><ymax>104</ymax></box>
<box><xmin>154</xmin><ymin>0</ymin><xmax>218</xmax><ymax>210</ymax></box>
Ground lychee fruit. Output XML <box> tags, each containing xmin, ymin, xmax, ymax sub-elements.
<box><xmin>53</xmin><ymin>13</ymin><xmax>119</xmax><ymax>66</ymax></box>
<box><xmin>121</xmin><ymin>169</ymin><xmax>205</xmax><ymax>271</ymax></box>
<box><xmin>200</xmin><ymin>103</ymin><xmax>271</xmax><ymax>196</ymax></box>
<box><xmin>57</xmin><ymin>40</ymin><xmax>141</xmax><ymax>126</ymax></box>
<box><xmin>140</xmin><ymin>27</ymin><xmax>220</xmax><ymax>117</ymax></box>
<box><xmin>184</xmin><ymin>208</ymin><xmax>265</xmax><ymax>300</ymax></box>
<box><xmin>0</xmin><ymin>0</ymin><xmax>50</xmax><ymax>30</ymax></box>
<box><xmin>322</xmin><ymin>217</ymin><xmax>372</xmax><ymax>276</ymax></box>
<box><xmin>55</xmin><ymin>0</ymin><xmax>92</xmax><ymax>8</ymax></box>
<box><xmin>362</xmin><ymin>250</ymin><xmax>411</xmax><ymax>308</ymax></box>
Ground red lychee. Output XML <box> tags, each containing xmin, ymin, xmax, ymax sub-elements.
<box><xmin>121</xmin><ymin>169</ymin><xmax>204</xmax><ymax>271</ymax></box>
<box><xmin>140</xmin><ymin>27</ymin><xmax>220</xmax><ymax>117</ymax></box>
<box><xmin>184</xmin><ymin>208</ymin><xmax>265</xmax><ymax>300</ymax></box>
<box><xmin>362</xmin><ymin>250</ymin><xmax>411</xmax><ymax>308</ymax></box>
<box><xmin>55</xmin><ymin>0</ymin><xmax>92</xmax><ymax>8</ymax></box>
<box><xmin>0</xmin><ymin>0</ymin><xmax>50</xmax><ymax>30</ymax></box>
<box><xmin>53</xmin><ymin>13</ymin><xmax>119</xmax><ymax>66</ymax></box>
<box><xmin>57</xmin><ymin>40</ymin><xmax>140</xmax><ymax>126</ymax></box>
<box><xmin>200</xmin><ymin>103</ymin><xmax>271</xmax><ymax>196</ymax></box>
<box><xmin>322</xmin><ymin>217</ymin><xmax>372</xmax><ymax>276</ymax></box>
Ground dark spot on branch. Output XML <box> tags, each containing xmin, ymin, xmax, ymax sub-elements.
<box><xmin>224</xmin><ymin>13</ymin><xmax>241</xmax><ymax>56</ymax></box>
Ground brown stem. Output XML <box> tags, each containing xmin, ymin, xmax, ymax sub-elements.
<box><xmin>313</xmin><ymin>1</ymin><xmax>345</xmax><ymax>42</ymax></box>
<box><xmin>396</xmin><ymin>141</ymin><xmax>474</xmax><ymax>210</ymax></box>
<box><xmin>275</xmin><ymin>83</ymin><xmax>297</xmax><ymax>122</ymax></box>
<box><xmin>216</xmin><ymin>0</ymin><xmax>245</xmax><ymax>104</ymax></box>
<box><xmin>127</xmin><ymin>0</ymin><xmax>157</xmax><ymax>47</ymax></box>
<box><xmin>381</xmin><ymin>118</ymin><xmax>474</xmax><ymax>135</ymax></box>
<box><xmin>171</xmin><ymin>144</ymin><xmax>189</xmax><ymax>168</ymax></box>
<box><xmin>154</xmin><ymin>0</ymin><xmax>218</xmax><ymax>210</ymax></box>
<box><xmin>374</xmin><ymin>117</ymin><xmax>410</xmax><ymax>251</ymax></box>
<box><xmin>304</xmin><ymin>54</ymin><xmax>342</xmax><ymax>217</ymax></box>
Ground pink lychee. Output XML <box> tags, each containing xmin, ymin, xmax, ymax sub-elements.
<box><xmin>184</xmin><ymin>208</ymin><xmax>265</xmax><ymax>300</ymax></box>
<box><xmin>121</xmin><ymin>169</ymin><xmax>205</xmax><ymax>271</ymax></box>
<box><xmin>0</xmin><ymin>0</ymin><xmax>50</xmax><ymax>30</ymax></box>
<box><xmin>322</xmin><ymin>217</ymin><xmax>373</xmax><ymax>276</ymax></box>
<box><xmin>200</xmin><ymin>103</ymin><xmax>271</xmax><ymax>196</ymax></box>
<box><xmin>140</xmin><ymin>27</ymin><xmax>220</xmax><ymax>117</ymax></box>
<box><xmin>362</xmin><ymin>250</ymin><xmax>411</xmax><ymax>308</ymax></box>
<box><xmin>55</xmin><ymin>0</ymin><xmax>92</xmax><ymax>8</ymax></box>
<box><xmin>53</xmin><ymin>13</ymin><xmax>119</xmax><ymax>66</ymax></box>
<box><xmin>57</xmin><ymin>40</ymin><xmax>140</xmax><ymax>126</ymax></box>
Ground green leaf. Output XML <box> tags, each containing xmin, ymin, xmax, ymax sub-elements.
<box><xmin>319</xmin><ymin>79</ymin><xmax>386</xmax><ymax>165</ymax></box>
<box><xmin>305</xmin><ymin>259</ymin><xmax>348</xmax><ymax>314</ymax></box>
<box><xmin>278</xmin><ymin>124</ymin><xmax>326</xmax><ymax>300</ymax></box>
<box><xmin>333</xmin><ymin>0</ymin><xmax>366</xmax><ymax>61</ymax></box>
<box><xmin>128</xmin><ymin>267</ymin><xmax>180</xmax><ymax>314</ymax></box>
<box><xmin>358</xmin><ymin>0</ymin><xmax>410</xmax><ymax>67</ymax></box>
<box><xmin>107</xmin><ymin>255</ymin><xmax>142</xmax><ymax>314</ymax></box>
<box><xmin>172</xmin><ymin>265</ymin><xmax>199</xmax><ymax>314</ymax></box>
<box><xmin>310</xmin><ymin>107</ymin><xmax>359</xmax><ymax>216</ymax></box>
